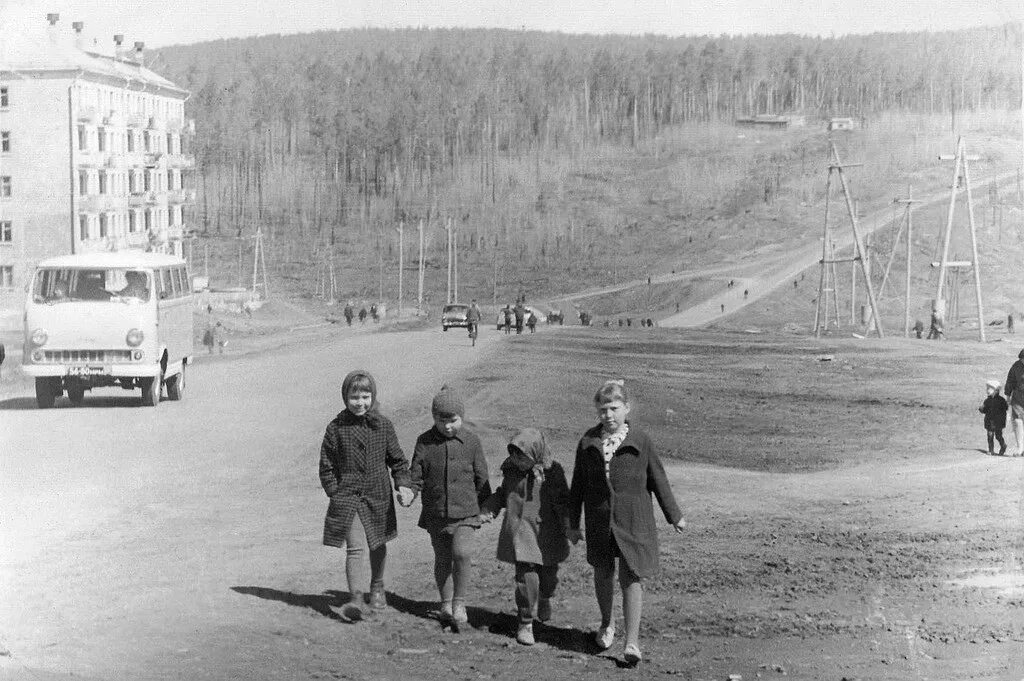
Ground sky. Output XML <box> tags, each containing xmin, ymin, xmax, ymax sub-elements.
<box><xmin>0</xmin><ymin>0</ymin><xmax>1020</xmax><ymax>48</ymax></box>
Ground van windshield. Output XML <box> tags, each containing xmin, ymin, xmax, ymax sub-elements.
<box><xmin>33</xmin><ymin>268</ymin><xmax>152</xmax><ymax>303</ymax></box>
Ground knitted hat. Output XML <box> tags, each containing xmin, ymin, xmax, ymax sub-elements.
<box><xmin>986</xmin><ymin>379</ymin><xmax>1001</xmax><ymax>391</ymax></box>
<box><xmin>431</xmin><ymin>385</ymin><xmax>464</xmax><ymax>417</ymax></box>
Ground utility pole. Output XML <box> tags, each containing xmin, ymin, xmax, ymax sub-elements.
<box><xmin>453</xmin><ymin>222</ymin><xmax>459</xmax><ymax>304</ymax></box>
<box><xmin>417</xmin><ymin>219</ymin><xmax>425</xmax><ymax>312</ymax></box>
<box><xmin>396</xmin><ymin>221</ymin><xmax>404</xmax><ymax>317</ymax></box>
<box><xmin>445</xmin><ymin>217</ymin><xmax>453</xmax><ymax>304</ymax></box>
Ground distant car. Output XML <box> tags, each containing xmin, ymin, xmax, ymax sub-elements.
<box><xmin>441</xmin><ymin>304</ymin><xmax>470</xmax><ymax>331</ymax></box>
<box><xmin>495</xmin><ymin>306</ymin><xmax>547</xmax><ymax>329</ymax></box>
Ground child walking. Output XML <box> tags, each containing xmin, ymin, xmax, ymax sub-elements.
<box><xmin>410</xmin><ymin>386</ymin><xmax>491</xmax><ymax>624</ymax></box>
<box><xmin>980</xmin><ymin>379</ymin><xmax>1009</xmax><ymax>456</ymax></box>
<box><xmin>479</xmin><ymin>428</ymin><xmax>570</xmax><ymax>645</ymax></box>
<box><xmin>568</xmin><ymin>380</ymin><xmax>685</xmax><ymax>665</ymax></box>
<box><xmin>318</xmin><ymin>370</ymin><xmax>415</xmax><ymax>619</ymax></box>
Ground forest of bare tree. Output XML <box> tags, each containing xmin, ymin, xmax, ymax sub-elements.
<box><xmin>153</xmin><ymin>25</ymin><xmax>1022</xmax><ymax>302</ymax></box>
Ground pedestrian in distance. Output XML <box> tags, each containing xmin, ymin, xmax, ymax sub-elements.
<box><xmin>913</xmin><ymin>319</ymin><xmax>925</xmax><ymax>339</ymax></box>
<box><xmin>359</xmin><ymin>306</ymin><xmax>368</xmax><ymax>325</ymax></box>
<box><xmin>617</xmin><ymin>319</ymin><xmax>623</xmax><ymax>327</ymax></box>
<box><xmin>0</xmin><ymin>341</ymin><xmax>5</xmax><ymax>381</ymax></box>
<box><xmin>646</xmin><ymin>318</ymin><xmax>654</xmax><ymax>328</ymax></box>
<box><xmin>626</xmin><ymin>318</ymin><xmax>632</xmax><ymax>327</ymax></box>
<box><xmin>567</xmin><ymin>380</ymin><xmax>685</xmax><ymax>666</ymax></box>
<box><xmin>503</xmin><ymin>305</ymin><xmax>513</xmax><ymax>334</ymax></box>
<box><xmin>202</xmin><ymin>322</ymin><xmax>216</xmax><ymax>354</ymax></box>
<box><xmin>408</xmin><ymin>386</ymin><xmax>491</xmax><ymax>626</ymax></box>
<box><xmin>514</xmin><ymin>303</ymin><xmax>526</xmax><ymax>335</ymax></box>
<box><xmin>478</xmin><ymin>428</ymin><xmax>571</xmax><ymax>646</ymax></box>
<box><xmin>927</xmin><ymin>308</ymin><xmax>944</xmax><ymax>340</ymax></box>
<box><xmin>979</xmin><ymin>379</ymin><xmax>1009</xmax><ymax>456</ymax></box>
<box><xmin>527</xmin><ymin>311</ymin><xmax>538</xmax><ymax>333</ymax></box>
<box><xmin>1009</xmin><ymin>313</ymin><xmax>1015</xmax><ymax>334</ymax></box>
<box><xmin>720</xmin><ymin>303</ymin><xmax>725</xmax><ymax>314</ymax></box>
<box><xmin>344</xmin><ymin>301</ymin><xmax>354</xmax><ymax>327</ymax></box>
<box><xmin>743</xmin><ymin>289</ymin><xmax>749</xmax><ymax>300</ymax></box>
<box><xmin>370</xmin><ymin>303</ymin><xmax>379</xmax><ymax>323</ymax></box>
<box><xmin>1005</xmin><ymin>349</ymin><xmax>1024</xmax><ymax>456</ymax></box>
<box><xmin>318</xmin><ymin>370</ymin><xmax>416</xmax><ymax>620</ymax></box>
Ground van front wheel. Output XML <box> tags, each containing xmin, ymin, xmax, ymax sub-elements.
<box><xmin>166</xmin><ymin>364</ymin><xmax>185</xmax><ymax>401</ymax></box>
<box><xmin>35</xmin><ymin>377</ymin><xmax>58</xmax><ymax>409</ymax></box>
<box><xmin>141</xmin><ymin>375</ymin><xmax>161</xmax><ymax>407</ymax></box>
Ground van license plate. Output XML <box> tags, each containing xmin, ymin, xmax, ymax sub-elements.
<box><xmin>68</xmin><ymin>366</ymin><xmax>103</xmax><ymax>376</ymax></box>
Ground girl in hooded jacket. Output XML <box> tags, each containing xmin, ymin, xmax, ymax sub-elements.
<box><xmin>479</xmin><ymin>428</ymin><xmax>571</xmax><ymax>646</ymax></box>
<box><xmin>319</xmin><ymin>370</ymin><xmax>415</xmax><ymax>620</ymax></box>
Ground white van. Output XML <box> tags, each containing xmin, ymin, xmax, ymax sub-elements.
<box><xmin>22</xmin><ymin>251</ymin><xmax>194</xmax><ymax>408</ymax></box>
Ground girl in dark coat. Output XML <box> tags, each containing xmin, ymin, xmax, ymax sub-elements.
<box><xmin>568</xmin><ymin>380</ymin><xmax>685</xmax><ymax>666</ymax></box>
<box><xmin>479</xmin><ymin>428</ymin><xmax>570</xmax><ymax>645</ymax></box>
<box><xmin>980</xmin><ymin>379</ymin><xmax>1009</xmax><ymax>455</ymax></box>
<box><xmin>319</xmin><ymin>370</ymin><xmax>414</xmax><ymax>618</ymax></box>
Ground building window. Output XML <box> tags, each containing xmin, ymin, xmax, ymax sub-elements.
<box><xmin>166</xmin><ymin>132</ymin><xmax>173</xmax><ymax>154</ymax></box>
<box><xmin>144</xmin><ymin>209</ymin><xmax>152</xmax><ymax>231</ymax></box>
<box><xmin>78</xmin><ymin>125</ymin><xmax>87</xmax><ymax>151</ymax></box>
<box><xmin>99</xmin><ymin>213</ymin><xmax>108</xmax><ymax>238</ymax></box>
<box><xmin>98</xmin><ymin>172</ymin><xmax>108</xmax><ymax>195</ymax></box>
<box><xmin>129</xmin><ymin>172</ymin><xmax>138</xmax><ymax>194</ymax></box>
<box><xmin>143</xmin><ymin>170</ymin><xmax>152</xmax><ymax>192</ymax></box>
<box><xmin>0</xmin><ymin>131</ymin><xmax>9</xmax><ymax>153</ymax></box>
<box><xmin>126</xmin><ymin>130</ymin><xmax>134</xmax><ymax>153</ymax></box>
<box><xmin>79</xmin><ymin>214</ymin><xmax>90</xmax><ymax>240</ymax></box>
<box><xmin>79</xmin><ymin>170</ymin><xmax>89</xmax><ymax>196</ymax></box>
<box><xmin>167</xmin><ymin>168</ymin><xmax>175</xmax><ymax>190</ymax></box>
<box><xmin>97</xmin><ymin>126</ymin><xmax>106</xmax><ymax>152</ymax></box>
<box><xmin>0</xmin><ymin>86</ymin><xmax>8</xmax><ymax>108</ymax></box>
<box><xmin>128</xmin><ymin>211</ymin><xmax>137</xmax><ymax>233</ymax></box>
<box><xmin>0</xmin><ymin>220</ymin><xmax>11</xmax><ymax>242</ymax></box>
<box><xmin>0</xmin><ymin>265</ymin><xmax>12</xmax><ymax>288</ymax></box>
<box><xmin>143</xmin><ymin>130</ymin><xmax>152</xmax><ymax>152</ymax></box>
<box><xmin>0</xmin><ymin>176</ymin><xmax>10</xmax><ymax>198</ymax></box>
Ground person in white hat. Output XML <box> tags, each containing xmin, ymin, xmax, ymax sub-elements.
<box><xmin>979</xmin><ymin>379</ymin><xmax>1009</xmax><ymax>456</ymax></box>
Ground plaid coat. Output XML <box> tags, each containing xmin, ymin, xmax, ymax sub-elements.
<box><xmin>568</xmin><ymin>423</ymin><xmax>682</xmax><ymax>578</ymax></box>
<box><xmin>319</xmin><ymin>410</ymin><xmax>411</xmax><ymax>550</ymax></box>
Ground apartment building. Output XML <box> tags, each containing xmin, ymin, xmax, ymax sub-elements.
<box><xmin>0</xmin><ymin>13</ymin><xmax>195</xmax><ymax>307</ymax></box>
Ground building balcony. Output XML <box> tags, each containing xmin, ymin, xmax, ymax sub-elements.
<box><xmin>167</xmin><ymin>189</ymin><xmax>196</xmax><ymax>205</ymax></box>
<box><xmin>76</xmin><ymin>150</ymin><xmax>105</xmax><ymax>168</ymax></box>
<box><xmin>127</xmin><ymin>191</ymin><xmax>159</xmax><ymax>206</ymax></box>
<box><xmin>143</xmin><ymin>152</ymin><xmax>164</xmax><ymax>167</ymax></box>
<box><xmin>77</xmin><ymin>106</ymin><xmax>100</xmax><ymax>123</ymax></box>
<box><xmin>103</xmin><ymin>110</ymin><xmax>124</xmax><ymax>127</ymax></box>
<box><xmin>78</xmin><ymin>194</ymin><xmax>114</xmax><ymax>212</ymax></box>
<box><xmin>166</xmin><ymin>154</ymin><xmax>195</xmax><ymax>169</ymax></box>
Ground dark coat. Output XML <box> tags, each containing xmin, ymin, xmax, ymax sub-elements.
<box><xmin>569</xmin><ymin>423</ymin><xmax>682</xmax><ymax>578</ymax></box>
<box><xmin>481</xmin><ymin>429</ymin><xmax>570</xmax><ymax>566</ymax></box>
<box><xmin>410</xmin><ymin>427</ymin><xmax>491</xmax><ymax>529</ymax></box>
<box><xmin>1006</xmin><ymin>360</ymin><xmax>1024</xmax><ymax>407</ymax></box>
<box><xmin>980</xmin><ymin>394</ymin><xmax>1009</xmax><ymax>430</ymax></box>
<box><xmin>319</xmin><ymin>410</ymin><xmax>411</xmax><ymax>550</ymax></box>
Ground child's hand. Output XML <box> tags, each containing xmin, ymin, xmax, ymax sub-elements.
<box><xmin>566</xmin><ymin>528</ymin><xmax>583</xmax><ymax>544</ymax></box>
<box><xmin>673</xmin><ymin>517</ymin><xmax>686</xmax><ymax>533</ymax></box>
<box><xmin>396</xmin><ymin>486</ymin><xmax>416</xmax><ymax>507</ymax></box>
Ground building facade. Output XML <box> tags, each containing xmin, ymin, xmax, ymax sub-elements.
<box><xmin>0</xmin><ymin>13</ymin><xmax>194</xmax><ymax>308</ymax></box>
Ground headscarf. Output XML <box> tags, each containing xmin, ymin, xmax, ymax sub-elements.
<box><xmin>341</xmin><ymin>369</ymin><xmax>381</xmax><ymax>427</ymax></box>
<box><xmin>506</xmin><ymin>427</ymin><xmax>552</xmax><ymax>482</ymax></box>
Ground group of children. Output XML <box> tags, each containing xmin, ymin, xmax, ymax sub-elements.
<box><xmin>318</xmin><ymin>371</ymin><xmax>684</xmax><ymax>665</ymax></box>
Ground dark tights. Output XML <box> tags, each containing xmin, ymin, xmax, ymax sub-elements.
<box><xmin>988</xmin><ymin>429</ymin><xmax>1006</xmax><ymax>453</ymax></box>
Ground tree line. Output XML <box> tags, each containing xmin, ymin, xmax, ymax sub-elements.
<box><xmin>152</xmin><ymin>25</ymin><xmax>1021</xmax><ymax>300</ymax></box>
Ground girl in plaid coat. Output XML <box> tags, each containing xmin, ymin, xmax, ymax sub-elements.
<box><xmin>319</xmin><ymin>370</ymin><xmax>415</xmax><ymax>618</ymax></box>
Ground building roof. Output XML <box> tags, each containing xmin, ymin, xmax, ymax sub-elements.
<box><xmin>0</xmin><ymin>14</ymin><xmax>187</xmax><ymax>98</ymax></box>
<box><xmin>36</xmin><ymin>251</ymin><xmax>186</xmax><ymax>269</ymax></box>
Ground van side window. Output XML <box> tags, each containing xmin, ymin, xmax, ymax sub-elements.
<box><xmin>152</xmin><ymin>268</ymin><xmax>163</xmax><ymax>299</ymax></box>
<box><xmin>179</xmin><ymin>267</ymin><xmax>191</xmax><ymax>294</ymax></box>
<box><xmin>162</xmin><ymin>268</ymin><xmax>173</xmax><ymax>297</ymax></box>
<box><xmin>170</xmin><ymin>268</ymin><xmax>181</xmax><ymax>297</ymax></box>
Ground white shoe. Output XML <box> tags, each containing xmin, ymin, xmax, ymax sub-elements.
<box><xmin>516</xmin><ymin>623</ymin><xmax>535</xmax><ymax>646</ymax></box>
<box><xmin>595</xmin><ymin>625</ymin><xmax>615</xmax><ymax>650</ymax></box>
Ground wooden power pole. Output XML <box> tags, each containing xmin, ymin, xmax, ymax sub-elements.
<box><xmin>934</xmin><ymin>137</ymin><xmax>986</xmax><ymax>342</ymax></box>
<box><xmin>396</xmin><ymin>220</ymin><xmax>404</xmax><ymax>317</ymax></box>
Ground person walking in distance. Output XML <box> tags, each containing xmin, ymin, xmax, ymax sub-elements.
<box><xmin>503</xmin><ymin>305</ymin><xmax>513</xmax><ymax>335</ymax></box>
<box><xmin>567</xmin><ymin>380</ymin><xmax>685</xmax><ymax>666</ymax></box>
<box><xmin>318</xmin><ymin>370</ymin><xmax>416</xmax><ymax>619</ymax></box>
<box><xmin>1009</xmin><ymin>313</ymin><xmax>1015</xmax><ymax>335</ymax></box>
<box><xmin>979</xmin><ymin>379</ymin><xmax>1009</xmax><ymax>456</ymax></box>
<box><xmin>1005</xmin><ymin>349</ymin><xmax>1024</xmax><ymax>456</ymax></box>
<box><xmin>513</xmin><ymin>302</ymin><xmax>526</xmax><ymax>335</ymax></box>
<box><xmin>344</xmin><ymin>301</ymin><xmax>354</xmax><ymax>327</ymax></box>
<box><xmin>359</xmin><ymin>306</ymin><xmax>368</xmax><ymax>325</ymax></box>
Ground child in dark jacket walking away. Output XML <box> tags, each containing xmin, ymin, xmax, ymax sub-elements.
<box><xmin>980</xmin><ymin>379</ymin><xmax>1009</xmax><ymax>455</ymax></box>
<box><xmin>319</xmin><ymin>370</ymin><xmax>415</xmax><ymax>619</ymax></box>
<box><xmin>410</xmin><ymin>386</ymin><xmax>491</xmax><ymax>625</ymax></box>
<box><xmin>568</xmin><ymin>380</ymin><xmax>686</xmax><ymax>666</ymax></box>
<box><xmin>479</xmin><ymin>428</ymin><xmax>570</xmax><ymax>645</ymax></box>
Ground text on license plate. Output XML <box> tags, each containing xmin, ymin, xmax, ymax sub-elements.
<box><xmin>67</xmin><ymin>366</ymin><xmax>104</xmax><ymax>376</ymax></box>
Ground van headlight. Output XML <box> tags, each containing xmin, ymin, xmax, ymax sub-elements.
<box><xmin>30</xmin><ymin>328</ymin><xmax>48</xmax><ymax>347</ymax></box>
<box><xmin>126</xmin><ymin>328</ymin><xmax>144</xmax><ymax>347</ymax></box>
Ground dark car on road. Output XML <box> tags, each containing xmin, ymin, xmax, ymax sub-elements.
<box><xmin>441</xmin><ymin>304</ymin><xmax>471</xmax><ymax>331</ymax></box>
